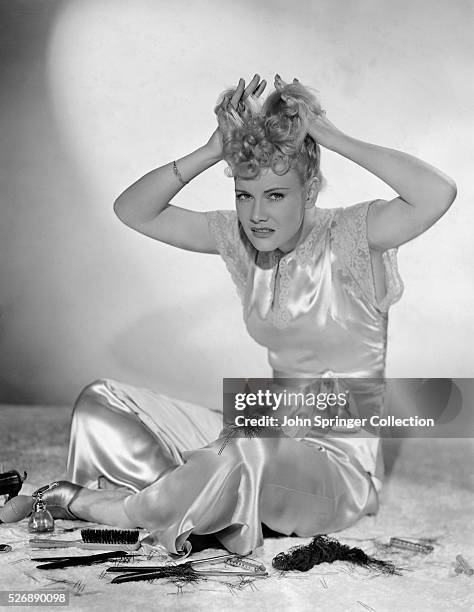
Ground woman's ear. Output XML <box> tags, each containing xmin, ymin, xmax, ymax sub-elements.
<box><xmin>305</xmin><ymin>177</ymin><xmax>320</xmax><ymax>208</ymax></box>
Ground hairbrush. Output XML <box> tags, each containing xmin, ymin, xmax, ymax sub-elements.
<box><xmin>29</xmin><ymin>528</ymin><xmax>140</xmax><ymax>551</ymax></box>
<box><xmin>389</xmin><ymin>538</ymin><xmax>433</xmax><ymax>554</ymax></box>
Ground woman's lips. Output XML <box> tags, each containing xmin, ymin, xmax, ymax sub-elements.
<box><xmin>250</xmin><ymin>227</ymin><xmax>275</xmax><ymax>238</ymax></box>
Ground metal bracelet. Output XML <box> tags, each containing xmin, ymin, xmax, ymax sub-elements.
<box><xmin>172</xmin><ymin>160</ymin><xmax>188</xmax><ymax>186</ymax></box>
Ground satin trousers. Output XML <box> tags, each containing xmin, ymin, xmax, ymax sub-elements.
<box><xmin>66</xmin><ymin>378</ymin><xmax>378</xmax><ymax>555</ymax></box>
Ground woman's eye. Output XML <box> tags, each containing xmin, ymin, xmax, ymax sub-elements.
<box><xmin>235</xmin><ymin>193</ymin><xmax>252</xmax><ymax>201</ymax></box>
<box><xmin>268</xmin><ymin>192</ymin><xmax>284</xmax><ymax>201</ymax></box>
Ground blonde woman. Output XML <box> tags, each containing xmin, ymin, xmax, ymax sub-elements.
<box><xmin>1</xmin><ymin>75</ymin><xmax>456</xmax><ymax>556</ymax></box>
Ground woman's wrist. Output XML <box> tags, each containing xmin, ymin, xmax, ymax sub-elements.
<box><xmin>307</xmin><ymin>122</ymin><xmax>350</xmax><ymax>153</ymax></box>
<box><xmin>175</xmin><ymin>143</ymin><xmax>222</xmax><ymax>184</ymax></box>
<box><xmin>199</xmin><ymin>142</ymin><xmax>223</xmax><ymax>166</ymax></box>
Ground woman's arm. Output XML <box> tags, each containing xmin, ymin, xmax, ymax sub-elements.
<box><xmin>114</xmin><ymin>144</ymin><xmax>222</xmax><ymax>253</ymax></box>
<box><xmin>114</xmin><ymin>75</ymin><xmax>266</xmax><ymax>253</ymax></box>
<box><xmin>274</xmin><ymin>75</ymin><xmax>457</xmax><ymax>251</ymax></box>
<box><xmin>318</xmin><ymin>128</ymin><xmax>457</xmax><ymax>250</ymax></box>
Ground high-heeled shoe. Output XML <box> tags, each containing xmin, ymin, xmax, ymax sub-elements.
<box><xmin>32</xmin><ymin>481</ymin><xmax>83</xmax><ymax>520</ymax></box>
<box><xmin>0</xmin><ymin>481</ymin><xmax>84</xmax><ymax>524</ymax></box>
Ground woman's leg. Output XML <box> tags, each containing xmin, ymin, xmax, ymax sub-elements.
<box><xmin>113</xmin><ymin>434</ymin><xmax>376</xmax><ymax>555</ymax></box>
<box><xmin>69</xmin><ymin>488</ymin><xmax>137</xmax><ymax>527</ymax></box>
<box><xmin>66</xmin><ymin>378</ymin><xmax>222</xmax><ymax>492</ymax></box>
<box><xmin>1</xmin><ymin>379</ymin><xmax>223</xmax><ymax>524</ymax></box>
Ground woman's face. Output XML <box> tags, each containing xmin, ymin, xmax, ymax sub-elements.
<box><xmin>234</xmin><ymin>167</ymin><xmax>308</xmax><ymax>253</ymax></box>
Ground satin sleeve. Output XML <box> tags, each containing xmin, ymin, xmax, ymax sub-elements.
<box><xmin>331</xmin><ymin>200</ymin><xmax>404</xmax><ymax>313</ymax></box>
<box><xmin>206</xmin><ymin>210</ymin><xmax>255</xmax><ymax>303</ymax></box>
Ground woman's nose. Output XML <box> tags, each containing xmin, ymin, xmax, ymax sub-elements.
<box><xmin>250</xmin><ymin>198</ymin><xmax>268</xmax><ymax>223</ymax></box>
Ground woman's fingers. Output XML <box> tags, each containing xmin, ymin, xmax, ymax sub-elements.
<box><xmin>274</xmin><ymin>74</ymin><xmax>287</xmax><ymax>90</ymax></box>
<box><xmin>254</xmin><ymin>79</ymin><xmax>267</xmax><ymax>98</ymax></box>
<box><xmin>227</xmin><ymin>74</ymin><xmax>266</xmax><ymax>111</ymax></box>
<box><xmin>230</xmin><ymin>78</ymin><xmax>246</xmax><ymax>108</ymax></box>
<box><xmin>243</xmin><ymin>73</ymin><xmax>261</xmax><ymax>98</ymax></box>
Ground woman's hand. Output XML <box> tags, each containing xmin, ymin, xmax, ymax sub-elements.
<box><xmin>274</xmin><ymin>74</ymin><xmax>345</xmax><ymax>151</ymax></box>
<box><xmin>206</xmin><ymin>74</ymin><xmax>267</xmax><ymax>161</ymax></box>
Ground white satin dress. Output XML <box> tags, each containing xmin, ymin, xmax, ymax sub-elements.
<box><xmin>66</xmin><ymin>200</ymin><xmax>403</xmax><ymax>555</ymax></box>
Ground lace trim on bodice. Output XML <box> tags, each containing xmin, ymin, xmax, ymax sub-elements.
<box><xmin>207</xmin><ymin>203</ymin><xmax>404</xmax><ymax>325</ymax></box>
<box><xmin>265</xmin><ymin>208</ymin><xmax>335</xmax><ymax>329</ymax></box>
<box><xmin>331</xmin><ymin>200</ymin><xmax>404</xmax><ymax>313</ymax></box>
<box><xmin>206</xmin><ymin>210</ymin><xmax>252</xmax><ymax>304</ymax></box>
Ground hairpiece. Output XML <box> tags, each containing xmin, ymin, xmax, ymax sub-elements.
<box><xmin>272</xmin><ymin>534</ymin><xmax>401</xmax><ymax>575</ymax></box>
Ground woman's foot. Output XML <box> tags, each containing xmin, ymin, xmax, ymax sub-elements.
<box><xmin>0</xmin><ymin>481</ymin><xmax>83</xmax><ymax>523</ymax></box>
<box><xmin>33</xmin><ymin>481</ymin><xmax>83</xmax><ymax>520</ymax></box>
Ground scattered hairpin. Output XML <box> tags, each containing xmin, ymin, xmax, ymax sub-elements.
<box><xmin>218</xmin><ymin>423</ymin><xmax>263</xmax><ymax>455</ymax></box>
<box><xmin>389</xmin><ymin>538</ymin><xmax>433</xmax><ymax>554</ymax></box>
<box><xmin>272</xmin><ymin>535</ymin><xmax>401</xmax><ymax>575</ymax></box>
<box><xmin>455</xmin><ymin>555</ymin><xmax>473</xmax><ymax>576</ymax></box>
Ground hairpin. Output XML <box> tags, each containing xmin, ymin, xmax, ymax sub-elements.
<box><xmin>455</xmin><ymin>555</ymin><xmax>474</xmax><ymax>576</ymax></box>
<box><xmin>389</xmin><ymin>538</ymin><xmax>433</xmax><ymax>554</ymax></box>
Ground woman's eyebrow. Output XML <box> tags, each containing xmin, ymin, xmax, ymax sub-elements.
<box><xmin>234</xmin><ymin>187</ymin><xmax>291</xmax><ymax>193</ymax></box>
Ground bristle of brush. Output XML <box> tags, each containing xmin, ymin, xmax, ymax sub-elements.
<box><xmin>81</xmin><ymin>529</ymin><xmax>140</xmax><ymax>544</ymax></box>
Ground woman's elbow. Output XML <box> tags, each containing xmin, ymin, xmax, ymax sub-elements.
<box><xmin>446</xmin><ymin>177</ymin><xmax>458</xmax><ymax>208</ymax></box>
<box><xmin>440</xmin><ymin>176</ymin><xmax>457</xmax><ymax>210</ymax></box>
<box><xmin>113</xmin><ymin>196</ymin><xmax>131</xmax><ymax>225</ymax></box>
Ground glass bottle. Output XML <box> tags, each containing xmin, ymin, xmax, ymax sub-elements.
<box><xmin>28</xmin><ymin>493</ymin><xmax>54</xmax><ymax>533</ymax></box>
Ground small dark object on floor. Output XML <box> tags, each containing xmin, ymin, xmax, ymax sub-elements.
<box><xmin>272</xmin><ymin>534</ymin><xmax>401</xmax><ymax>575</ymax></box>
<box><xmin>0</xmin><ymin>544</ymin><xmax>12</xmax><ymax>553</ymax></box>
<box><xmin>0</xmin><ymin>470</ymin><xmax>27</xmax><ymax>501</ymax></box>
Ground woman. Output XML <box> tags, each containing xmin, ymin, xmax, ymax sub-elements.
<box><xmin>1</xmin><ymin>74</ymin><xmax>456</xmax><ymax>555</ymax></box>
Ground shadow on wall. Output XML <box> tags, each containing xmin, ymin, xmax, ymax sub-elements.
<box><xmin>108</xmin><ymin>293</ymin><xmax>260</xmax><ymax>411</ymax></box>
<box><xmin>0</xmin><ymin>1</ymin><xmax>90</xmax><ymax>404</ymax></box>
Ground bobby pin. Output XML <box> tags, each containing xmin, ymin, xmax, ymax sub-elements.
<box><xmin>389</xmin><ymin>537</ymin><xmax>433</xmax><ymax>554</ymax></box>
<box><xmin>455</xmin><ymin>555</ymin><xmax>474</xmax><ymax>576</ymax></box>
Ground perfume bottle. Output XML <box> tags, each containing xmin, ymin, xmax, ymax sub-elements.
<box><xmin>28</xmin><ymin>493</ymin><xmax>54</xmax><ymax>533</ymax></box>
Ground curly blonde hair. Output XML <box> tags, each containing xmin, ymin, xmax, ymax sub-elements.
<box><xmin>215</xmin><ymin>81</ymin><xmax>325</xmax><ymax>188</ymax></box>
